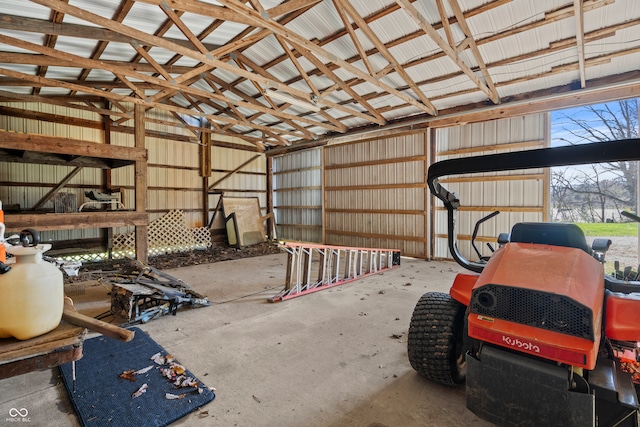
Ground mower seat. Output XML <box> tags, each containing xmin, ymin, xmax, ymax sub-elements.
<box><xmin>509</xmin><ymin>222</ymin><xmax>591</xmax><ymax>254</ymax></box>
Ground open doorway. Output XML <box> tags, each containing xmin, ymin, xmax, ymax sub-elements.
<box><xmin>550</xmin><ymin>99</ymin><xmax>639</xmax><ymax>272</ymax></box>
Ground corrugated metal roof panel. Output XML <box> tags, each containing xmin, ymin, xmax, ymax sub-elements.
<box><xmin>285</xmin><ymin>1</ymin><xmax>344</xmax><ymax>41</ymax></box>
<box><xmin>1</xmin><ymin>30</ymin><xmax>44</xmax><ymax>53</ymax></box>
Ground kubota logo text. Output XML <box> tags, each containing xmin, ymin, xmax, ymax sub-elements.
<box><xmin>502</xmin><ymin>336</ymin><xmax>540</xmax><ymax>353</ymax></box>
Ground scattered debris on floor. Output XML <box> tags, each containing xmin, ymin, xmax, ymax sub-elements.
<box><xmin>107</xmin><ymin>261</ymin><xmax>210</xmax><ymax>324</ymax></box>
<box><xmin>166</xmin><ymin>392</ymin><xmax>186</xmax><ymax>400</ymax></box>
<box><xmin>62</xmin><ymin>242</ymin><xmax>282</xmax><ymax>285</ymax></box>
<box><xmin>120</xmin><ymin>351</ymin><xmax>214</xmax><ymax>401</ymax></box>
<box><xmin>119</xmin><ymin>365</ymin><xmax>155</xmax><ymax>381</ymax></box>
<box><xmin>132</xmin><ymin>383</ymin><xmax>148</xmax><ymax>398</ymax></box>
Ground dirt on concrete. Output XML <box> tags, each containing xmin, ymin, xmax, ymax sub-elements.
<box><xmin>61</xmin><ymin>236</ymin><xmax>638</xmax><ymax>285</ymax></box>
<box><xmin>63</xmin><ymin>241</ymin><xmax>282</xmax><ymax>284</ymax></box>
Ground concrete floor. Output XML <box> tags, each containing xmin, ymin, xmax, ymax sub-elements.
<box><xmin>0</xmin><ymin>253</ymin><xmax>492</xmax><ymax>427</ymax></box>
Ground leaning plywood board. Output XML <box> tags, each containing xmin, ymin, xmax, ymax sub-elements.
<box><xmin>222</xmin><ymin>197</ymin><xmax>270</xmax><ymax>247</ymax></box>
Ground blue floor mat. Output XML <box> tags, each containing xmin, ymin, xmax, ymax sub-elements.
<box><xmin>59</xmin><ymin>327</ymin><xmax>215</xmax><ymax>427</ymax></box>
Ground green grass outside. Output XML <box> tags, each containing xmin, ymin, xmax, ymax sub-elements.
<box><xmin>575</xmin><ymin>222</ymin><xmax>638</xmax><ymax>237</ymax></box>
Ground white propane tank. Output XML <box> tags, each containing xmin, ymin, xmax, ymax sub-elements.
<box><xmin>0</xmin><ymin>231</ymin><xmax>63</xmax><ymax>340</ymax></box>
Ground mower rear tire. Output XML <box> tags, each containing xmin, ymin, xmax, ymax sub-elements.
<box><xmin>408</xmin><ymin>292</ymin><xmax>466</xmax><ymax>386</ymax></box>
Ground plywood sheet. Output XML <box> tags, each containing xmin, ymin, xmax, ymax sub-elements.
<box><xmin>222</xmin><ymin>197</ymin><xmax>267</xmax><ymax>247</ymax></box>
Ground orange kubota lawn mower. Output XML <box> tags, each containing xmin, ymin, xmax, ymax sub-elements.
<box><xmin>408</xmin><ymin>138</ymin><xmax>640</xmax><ymax>427</ymax></box>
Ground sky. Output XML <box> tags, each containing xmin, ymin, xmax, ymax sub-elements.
<box><xmin>550</xmin><ymin>99</ymin><xmax>638</xmax><ymax>147</ymax></box>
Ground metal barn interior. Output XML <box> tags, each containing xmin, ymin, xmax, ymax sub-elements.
<box><xmin>1</xmin><ymin>0</ymin><xmax>639</xmax><ymax>262</ymax></box>
<box><xmin>0</xmin><ymin>1</ymin><xmax>639</xmax><ymax>426</ymax></box>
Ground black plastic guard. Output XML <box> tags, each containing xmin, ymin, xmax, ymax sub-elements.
<box><xmin>466</xmin><ymin>345</ymin><xmax>594</xmax><ymax>427</ymax></box>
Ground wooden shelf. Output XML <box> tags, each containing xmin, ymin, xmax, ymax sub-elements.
<box><xmin>4</xmin><ymin>211</ymin><xmax>148</xmax><ymax>232</ymax></box>
<box><xmin>0</xmin><ymin>130</ymin><xmax>149</xmax><ymax>262</ymax></box>
<box><xmin>0</xmin><ymin>130</ymin><xmax>145</xmax><ymax>169</ymax></box>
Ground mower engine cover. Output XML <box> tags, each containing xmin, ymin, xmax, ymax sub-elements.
<box><xmin>606</xmin><ymin>291</ymin><xmax>640</xmax><ymax>342</ymax></box>
<box><xmin>468</xmin><ymin>241</ymin><xmax>604</xmax><ymax>370</ymax></box>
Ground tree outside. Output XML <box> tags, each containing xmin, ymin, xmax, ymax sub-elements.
<box><xmin>550</xmin><ymin>99</ymin><xmax>638</xmax><ymax>223</ymax></box>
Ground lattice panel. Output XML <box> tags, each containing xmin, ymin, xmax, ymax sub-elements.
<box><xmin>191</xmin><ymin>227</ymin><xmax>212</xmax><ymax>248</ymax></box>
<box><xmin>112</xmin><ymin>210</ymin><xmax>211</xmax><ymax>258</ymax></box>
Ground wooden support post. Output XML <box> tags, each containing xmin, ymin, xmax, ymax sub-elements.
<box><xmin>266</xmin><ymin>156</ymin><xmax>274</xmax><ymax>240</ymax></box>
<box><xmin>200</xmin><ymin>124</ymin><xmax>211</xmax><ymax>227</ymax></box>
<box><xmin>428</xmin><ymin>128</ymin><xmax>435</xmax><ymax>260</ymax></box>
<box><xmin>134</xmin><ymin>104</ymin><xmax>148</xmax><ymax>264</ymax></box>
<box><xmin>103</xmin><ymin>105</ymin><xmax>113</xmax><ymax>258</ymax></box>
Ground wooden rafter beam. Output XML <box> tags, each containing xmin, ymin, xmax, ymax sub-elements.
<box><xmin>395</xmin><ymin>0</ymin><xmax>499</xmax><ymax>104</ymax></box>
<box><xmin>216</xmin><ymin>0</ymin><xmax>435</xmax><ymax>115</ymax></box>
<box><xmin>266</xmin><ymin>0</ymin><xmax>322</xmax><ymax>18</ymax></box>
<box><xmin>574</xmin><ymin>0</ymin><xmax>587</xmax><ymax>88</ymax></box>
<box><xmin>129</xmin><ymin>40</ymin><xmax>174</xmax><ymax>82</ymax></box>
<box><xmin>28</xmin><ymin>0</ymin><xmax>329</xmax><ymax>112</ymax></box>
<box><xmin>241</xmin><ymin>0</ymin><xmax>510</xmax><ymax>120</ymax></box>
<box><xmin>284</xmin><ymin>39</ymin><xmax>386</xmax><ymax>126</ymax></box>
<box><xmin>0</xmin><ymin>89</ymin><xmax>127</xmax><ymax>118</ymax></box>
<box><xmin>231</xmin><ymin>55</ymin><xmax>316</xmax><ymax>142</ymax></box>
<box><xmin>0</xmin><ymin>65</ymin><xmax>310</xmax><ymax>144</ymax></box>
<box><xmin>200</xmin><ymin>77</ymin><xmax>245</xmax><ymax>121</ymax></box>
<box><xmin>448</xmin><ymin>0</ymin><xmax>500</xmax><ymax>103</ymax></box>
<box><xmin>244</xmin><ymin>0</ymin><xmax>511</xmax><ymax>103</ymax></box>
<box><xmin>115</xmin><ymin>73</ymin><xmax>146</xmax><ymax>98</ymax></box>
<box><xmin>232</xmin><ymin>52</ymin><xmax>354</xmax><ymax>131</ymax></box>
<box><xmin>435</xmin><ymin>0</ymin><xmax>455</xmax><ymax>46</ymax></box>
<box><xmin>116</xmin><ymin>6</ymin><xmax>190</xmax><ymax>105</ymax></box>
<box><xmin>136</xmin><ymin>22</ymin><xmax>272</xmax><ymax>107</ymax></box>
<box><xmin>0</xmin><ymin>12</ymin><xmax>223</xmax><ymax>51</ymax></box>
<box><xmin>131</xmin><ymin>0</ymin><xmax>258</xmax><ymax>26</ymax></box>
<box><xmin>0</xmin><ymin>31</ymin><xmax>341</xmax><ymax>135</ymax></box>
<box><xmin>159</xmin><ymin>2</ymin><xmax>208</xmax><ymax>54</ymax></box>
<box><xmin>336</xmin><ymin>0</ymin><xmax>437</xmax><ymax>113</ymax></box>
<box><xmin>73</xmin><ymin>0</ymin><xmax>135</xmax><ymax>96</ymax></box>
<box><xmin>373</xmin><ymin>16</ymin><xmax>638</xmax><ymax>94</ymax></box>
<box><xmin>275</xmin><ymin>34</ymin><xmax>321</xmax><ymax>99</ymax></box>
<box><xmin>332</xmin><ymin>0</ymin><xmax>375</xmax><ymax>77</ymax></box>
<box><xmin>0</xmin><ymin>52</ymin><xmax>198</xmax><ymax>76</ymax></box>
<box><xmin>33</xmin><ymin>2</ymin><xmax>68</xmax><ymax>96</ymax></box>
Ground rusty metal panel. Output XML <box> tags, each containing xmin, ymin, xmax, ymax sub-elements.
<box><xmin>273</xmin><ymin>147</ymin><xmax>322</xmax><ymax>243</ymax></box>
<box><xmin>324</xmin><ymin>132</ymin><xmax>428</xmax><ymax>258</ymax></box>
<box><xmin>434</xmin><ymin>114</ymin><xmax>547</xmax><ymax>261</ymax></box>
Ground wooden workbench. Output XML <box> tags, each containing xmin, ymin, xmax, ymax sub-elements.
<box><xmin>0</xmin><ymin>322</ymin><xmax>86</xmax><ymax>380</ymax></box>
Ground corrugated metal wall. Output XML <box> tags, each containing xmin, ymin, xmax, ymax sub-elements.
<box><xmin>0</xmin><ymin>102</ymin><xmax>265</xmax><ymax>246</ymax></box>
<box><xmin>324</xmin><ymin>132</ymin><xmax>429</xmax><ymax>258</ymax></box>
<box><xmin>433</xmin><ymin>114</ymin><xmax>549</xmax><ymax>261</ymax></box>
<box><xmin>208</xmin><ymin>147</ymin><xmax>267</xmax><ymax>232</ymax></box>
<box><xmin>0</xmin><ymin>102</ymin><xmax>105</xmax><ymax>242</ymax></box>
<box><xmin>272</xmin><ymin>148</ymin><xmax>322</xmax><ymax>243</ymax></box>
<box><xmin>140</xmin><ymin>107</ymin><xmax>202</xmax><ymax>228</ymax></box>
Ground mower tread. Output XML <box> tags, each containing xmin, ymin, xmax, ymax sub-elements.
<box><xmin>408</xmin><ymin>291</ymin><xmax>466</xmax><ymax>386</ymax></box>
